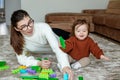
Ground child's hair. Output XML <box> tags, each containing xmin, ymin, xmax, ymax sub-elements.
<box><xmin>10</xmin><ymin>9</ymin><xmax>30</xmax><ymax>55</ymax></box>
<box><xmin>70</xmin><ymin>19</ymin><xmax>90</xmax><ymax>36</ymax></box>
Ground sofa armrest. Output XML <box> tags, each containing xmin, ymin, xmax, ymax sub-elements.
<box><xmin>82</xmin><ymin>9</ymin><xmax>106</xmax><ymax>14</ymax></box>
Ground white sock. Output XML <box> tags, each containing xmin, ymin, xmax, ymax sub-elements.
<box><xmin>71</xmin><ymin>62</ymin><xmax>81</xmax><ymax>69</ymax></box>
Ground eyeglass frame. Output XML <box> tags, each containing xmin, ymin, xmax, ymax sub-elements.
<box><xmin>16</xmin><ymin>18</ymin><xmax>34</xmax><ymax>31</ymax></box>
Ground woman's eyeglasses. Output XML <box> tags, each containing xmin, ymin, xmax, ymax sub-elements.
<box><xmin>17</xmin><ymin>18</ymin><xmax>34</xmax><ymax>31</ymax></box>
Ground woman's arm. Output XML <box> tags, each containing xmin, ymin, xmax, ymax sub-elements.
<box><xmin>42</xmin><ymin>23</ymin><xmax>74</xmax><ymax>80</ymax></box>
<box><xmin>16</xmin><ymin>49</ymin><xmax>39</xmax><ymax>67</ymax></box>
<box><xmin>43</xmin><ymin>24</ymin><xmax>71</xmax><ymax>69</ymax></box>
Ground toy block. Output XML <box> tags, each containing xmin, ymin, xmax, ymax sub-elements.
<box><xmin>20</xmin><ymin>75</ymin><xmax>39</xmax><ymax>79</ymax></box>
<box><xmin>0</xmin><ymin>65</ymin><xmax>9</xmax><ymax>71</ymax></box>
<box><xmin>44</xmin><ymin>57</ymin><xmax>48</xmax><ymax>60</ymax></box>
<box><xmin>38</xmin><ymin>78</ymin><xmax>47</xmax><ymax>80</ymax></box>
<box><xmin>21</xmin><ymin>79</ymin><xmax>33</xmax><ymax>80</ymax></box>
<box><xmin>78</xmin><ymin>76</ymin><xmax>83</xmax><ymax>80</ymax></box>
<box><xmin>20</xmin><ymin>69</ymin><xmax>27</xmax><ymax>74</ymax></box>
<box><xmin>48</xmin><ymin>77</ymin><xmax>59</xmax><ymax>80</ymax></box>
<box><xmin>41</xmin><ymin>68</ymin><xmax>54</xmax><ymax>75</ymax></box>
<box><xmin>0</xmin><ymin>61</ymin><xmax>6</xmax><ymax>66</ymax></box>
<box><xmin>49</xmin><ymin>73</ymin><xmax>57</xmax><ymax>78</ymax></box>
<box><xmin>39</xmin><ymin>72</ymin><xmax>49</xmax><ymax>79</ymax></box>
<box><xmin>31</xmin><ymin>66</ymin><xmax>41</xmax><ymax>72</ymax></box>
<box><xmin>37</xmin><ymin>58</ymin><xmax>42</xmax><ymax>61</ymax></box>
<box><xmin>19</xmin><ymin>65</ymin><xmax>27</xmax><ymax>69</ymax></box>
<box><xmin>12</xmin><ymin>68</ymin><xmax>20</xmax><ymax>74</ymax></box>
<box><xmin>26</xmin><ymin>68</ymin><xmax>36</xmax><ymax>74</ymax></box>
<box><xmin>63</xmin><ymin>73</ymin><xmax>68</xmax><ymax>80</ymax></box>
<box><xmin>59</xmin><ymin>36</ymin><xmax>66</xmax><ymax>49</ymax></box>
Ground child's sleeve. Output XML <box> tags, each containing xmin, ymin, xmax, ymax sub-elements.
<box><xmin>89</xmin><ymin>38</ymin><xmax>104</xmax><ymax>59</ymax></box>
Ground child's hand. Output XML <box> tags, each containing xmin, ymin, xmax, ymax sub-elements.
<box><xmin>62</xmin><ymin>66</ymin><xmax>74</xmax><ymax>80</ymax></box>
<box><xmin>38</xmin><ymin>60</ymin><xmax>51</xmax><ymax>69</ymax></box>
<box><xmin>100</xmin><ymin>55</ymin><xmax>110</xmax><ymax>60</ymax></box>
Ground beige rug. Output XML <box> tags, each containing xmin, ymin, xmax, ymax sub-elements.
<box><xmin>0</xmin><ymin>33</ymin><xmax>120</xmax><ymax>80</ymax></box>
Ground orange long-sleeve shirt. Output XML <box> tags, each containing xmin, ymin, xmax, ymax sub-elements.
<box><xmin>61</xmin><ymin>36</ymin><xmax>104</xmax><ymax>60</ymax></box>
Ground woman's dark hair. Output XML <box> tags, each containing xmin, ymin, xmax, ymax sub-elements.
<box><xmin>70</xmin><ymin>19</ymin><xmax>90</xmax><ymax>36</ymax></box>
<box><xmin>10</xmin><ymin>9</ymin><xmax>30</xmax><ymax>55</ymax></box>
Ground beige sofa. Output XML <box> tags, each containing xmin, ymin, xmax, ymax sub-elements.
<box><xmin>83</xmin><ymin>0</ymin><xmax>120</xmax><ymax>42</ymax></box>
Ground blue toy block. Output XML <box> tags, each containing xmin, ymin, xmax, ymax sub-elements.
<box><xmin>63</xmin><ymin>73</ymin><xmax>68</xmax><ymax>80</ymax></box>
<box><xmin>20</xmin><ymin>69</ymin><xmax>27</xmax><ymax>74</ymax></box>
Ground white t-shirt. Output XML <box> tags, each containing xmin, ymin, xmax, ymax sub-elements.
<box><xmin>16</xmin><ymin>22</ymin><xmax>70</xmax><ymax>69</ymax></box>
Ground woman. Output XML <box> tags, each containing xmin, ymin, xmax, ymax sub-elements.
<box><xmin>10</xmin><ymin>9</ymin><xmax>73</xmax><ymax>80</ymax></box>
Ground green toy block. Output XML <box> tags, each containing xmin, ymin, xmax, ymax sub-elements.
<box><xmin>41</xmin><ymin>69</ymin><xmax>54</xmax><ymax>74</ymax></box>
<box><xmin>38</xmin><ymin>78</ymin><xmax>47</xmax><ymax>80</ymax></box>
<box><xmin>20</xmin><ymin>76</ymin><xmax>39</xmax><ymax>79</ymax></box>
<box><xmin>0</xmin><ymin>65</ymin><xmax>9</xmax><ymax>71</ymax></box>
<box><xmin>59</xmin><ymin>36</ymin><xmax>66</xmax><ymax>49</ymax></box>
<box><xmin>37</xmin><ymin>57</ymin><xmax>48</xmax><ymax>60</ymax></box>
<box><xmin>48</xmin><ymin>77</ymin><xmax>59</xmax><ymax>80</ymax></box>
<box><xmin>37</xmin><ymin>58</ymin><xmax>42</xmax><ymax>61</ymax></box>
<box><xmin>31</xmin><ymin>66</ymin><xmax>41</xmax><ymax>72</ymax></box>
<box><xmin>0</xmin><ymin>61</ymin><xmax>6</xmax><ymax>66</ymax></box>
<box><xmin>39</xmin><ymin>72</ymin><xmax>49</xmax><ymax>79</ymax></box>
<box><xmin>22</xmin><ymin>79</ymin><xmax>33</xmax><ymax>80</ymax></box>
<box><xmin>44</xmin><ymin>57</ymin><xmax>48</xmax><ymax>60</ymax></box>
<box><xmin>78</xmin><ymin>76</ymin><xmax>83</xmax><ymax>80</ymax></box>
<box><xmin>12</xmin><ymin>68</ymin><xmax>20</xmax><ymax>74</ymax></box>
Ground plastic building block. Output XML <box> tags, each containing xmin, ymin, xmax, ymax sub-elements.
<box><xmin>12</xmin><ymin>68</ymin><xmax>21</xmax><ymax>74</ymax></box>
<box><xmin>59</xmin><ymin>36</ymin><xmax>66</xmax><ymax>49</ymax></box>
<box><xmin>38</xmin><ymin>78</ymin><xmax>47</xmax><ymax>80</ymax></box>
<box><xmin>39</xmin><ymin>72</ymin><xmax>49</xmax><ymax>79</ymax></box>
<box><xmin>19</xmin><ymin>65</ymin><xmax>27</xmax><ymax>69</ymax></box>
<box><xmin>41</xmin><ymin>69</ymin><xmax>54</xmax><ymax>74</ymax></box>
<box><xmin>0</xmin><ymin>65</ymin><xmax>9</xmax><ymax>71</ymax></box>
<box><xmin>63</xmin><ymin>73</ymin><xmax>68</xmax><ymax>80</ymax></box>
<box><xmin>37</xmin><ymin>58</ymin><xmax>42</xmax><ymax>61</ymax></box>
<box><xmin>20</xmin><ymin>69</ymin><xmax>27</xmax><ymax>74</ymax></box>
<box><xmin>20</xmin><ymin>76</ymin><xmax>48</xmax><ymax>80</ymax></box>
<box><xmin>39</xmin><ymin>68</ymin><xmax>56</xmax><ymax>79</ymax></box>
<box><xmin>31</xmin><ymin>66</ymin><xmax>41</xmax><ymax>72</ymax></box>
<box><xmin>48</xmin><ymin>77</ymin><xmax>59</xmax><ymax>80</ymax></box>
<box><xmin>78</xmin><ymin>76</ymin><xmax>83</xmax><ymax>80</ymax></box>
<box><xmin>26</xmin><ymin>68</ymin><xmax>36</xmax><ymax>74</ymax></box>
<box><xmin>0</xmin><ymin>61</ymin><xmax>6</xmax><ymax>66</ymax></box>
<box><xmin>20</xmin><ymin>75</ymin><xmax>39</xmax><ymax>79</ymax></box>
<box><xmin>22</xmin><ymin>79</ymin><xmax>33</xmax><ymax>80</ymax></box>
<box><xmin>49</xmin><ymin>73</ymin><xmax>57</xmax><ymax>78</ymax></box>
<box><xmin>44</xmin><ymin>57</ymin><xmax>48</xmax><ymax>60</ymax></box>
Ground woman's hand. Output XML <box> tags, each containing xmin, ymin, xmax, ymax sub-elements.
<box><xmin>62</xmin><ymin>66</ymin><xmax>74</xmax><ymax>80</ymax></box>
<box><xmin>100</xmin><ymin>55</ymin><xmax>110</xmax><ymax>60</ymax></box>
<box><xmin>37</xmin><ymin>60</ymin><xmax>51</xmax><ymax>69</ymax></box>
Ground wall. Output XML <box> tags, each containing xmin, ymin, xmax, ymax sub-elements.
<box><xmin>5</xmin><ymin>0</ymin><xmax>21</xmax><ymax>26</ymax></box>
<box><xmin>5</xmin><ymin>0</ymin><xmax>109</xmax><ymax>25</ymax></box>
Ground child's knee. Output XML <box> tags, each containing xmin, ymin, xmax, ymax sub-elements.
<box><xmin>79</xmin><ymin>57</ymin><xmax>90</xmax><ymax>67</ymax></box>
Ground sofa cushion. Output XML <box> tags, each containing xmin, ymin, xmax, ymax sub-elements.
<box><xmin>105</xmin><ymin>15</ymin><xmax>120</xmax><ymax>29</ymax></box>
<box><xmin>106</xmin><ymin>0</ymin><xmax>120</xmax><ymax>14</ymax></box>
<box><xmin>45</xmin><ymin>15</ymin><xmax>75</xmax><ymax>23</ymax></box>
<box><xmin>93</xmin><ymin>14</ymin><xmax>107</xmax><ymax>25</ymax></box>
<box><xmin>49</xmin><ymin>22</ymin><xmax>72</xmax><ymax>32</ymax></box>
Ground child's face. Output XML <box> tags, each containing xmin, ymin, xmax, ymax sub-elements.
<box><xmin>75</xmin><ymin>24</ymin><xmax>88</xmax><ymax>40</ymax></box>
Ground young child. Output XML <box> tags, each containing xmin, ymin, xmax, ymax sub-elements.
<box><xmin>60</xmin><ymin>19</ymin><xmax>109</xmax><ymax>69</ymax></box>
